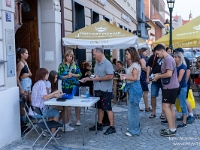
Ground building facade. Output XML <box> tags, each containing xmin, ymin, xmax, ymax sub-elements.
<box><xmin>0</xmin><ymin>0</ymin><xmax>62</xmax><ymax>147</ymax></box>
<box><xmin>144</xmin><ymin>0</ymin><xmax>165</xmax><ymax>41</ymax></box>
<box><xmin>0</xmin><ymin>0</ymin><xmax>21</xmax><ymax>147</ymax></box>
<box><xmin>64</xmin><ymin>0</ymin><xmax>137</xmax><ymax>62</ymax></box>
<box><xmin>136</xmin><ymin>0</ymin><xmax>150</xmax><ymax>40</ymax></box>
<box><xmin>145</xmin><ymin>17</ymin><xmax>156</xmax><ymax>53</ymax></box>
<box><xmin>0</xmin><ymin>0</ymin><xmax>137</xmax><ymax>147</ymax></box>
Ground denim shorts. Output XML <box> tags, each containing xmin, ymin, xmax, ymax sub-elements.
<box><xmin>31</xmin><ymin>108</ymin><xmax>59</xmax><ymax>119</ymax></box>
<box><xmin>151</xmin><ymin>82</ymin><xmax>162</xmax><ymax>97</ymax></box>
<box><xmin>20</xmin><ymin>78</ymin><xmax>32</xmax><ymax>92</ymax></box>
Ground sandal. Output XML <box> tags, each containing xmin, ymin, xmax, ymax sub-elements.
<box><xmin>139</xmin><ymin>108</ymin><xmax>144</xmax><ymax>112</ymax></box>
<box><xmin>160</xmin><ymin>114</ymin><xmax>166</xmax><ymax>120</ymax></box>
<box><xmin>149</xmin><ymin>114</ymin><xmax>156</xmax><ymax>118</ymax></box>
<box><xmin>145</xmin><ymin>107</ymin><xmax>152</xmax><ymax>112</ymax></box>
<box><xmin>54</xmin><ymin>133</ymin><xmax>62</xmax><ymax>139</ymax></box>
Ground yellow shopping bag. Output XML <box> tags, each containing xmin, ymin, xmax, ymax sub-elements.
<box><xmin>187</xmin><ymin>89</ymin><xmax>196</xmax><ymax>109</ymax></box>
<box><xmin>175</xmin><ymin>89</ymin><xmax>196</xmax><ymax>113</ymax></box>
<box><xmin>175</xmin><ymin>98</ymin><xmax>182</xmax><ymax>113</ymax></box>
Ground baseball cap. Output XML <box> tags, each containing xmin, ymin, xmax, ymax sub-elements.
<box><xmin>174</xmin><ymin>48</ymin><xmax>184</xmax><ymax>53</ymax></box>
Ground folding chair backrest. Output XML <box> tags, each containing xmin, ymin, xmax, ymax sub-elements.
<box><xmin>20</xmin><ymin>96</ymin><xmax>41</xmax><ymax>138</ymax></box>
<box><xmin>20</xmin><ymin>95</ymin><xmax>29</xmax><ymax>114</ymax></box>
<box><xmin>31</xmin><ymin>106</ymin><xmax>43</xmax><ymax>116</ymax></box>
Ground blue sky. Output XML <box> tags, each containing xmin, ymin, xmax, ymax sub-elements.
<box><xmin>165</xmin><ymin>0</ymin><xmax>200</xmax><ymax>20</ymax></box>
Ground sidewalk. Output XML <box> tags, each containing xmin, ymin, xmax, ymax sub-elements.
<box><xmin>193</xmin><ymin>91</ymin><xmax>200</xmax><ymax>115</ymax></box>
<box><xmin>1</xmin><ymin>91</ymin><xmax>200</xmax><ymax>150</ymax></box>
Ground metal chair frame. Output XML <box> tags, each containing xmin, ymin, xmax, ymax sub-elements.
<box><xmin>31</xmin><ymin>106</ymin><xmax>62</xmax><ymax>150</ymax></box>
<box><xmin>20</xmin><ymin>95</ymin><xmax>40</xmax><ymax>138</ymax></box>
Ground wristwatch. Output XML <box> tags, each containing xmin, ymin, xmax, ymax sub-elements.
<box><xmin>90</xmin><ymin>74</ymin><xmax>96</xmax><ymax>79</ymax></box>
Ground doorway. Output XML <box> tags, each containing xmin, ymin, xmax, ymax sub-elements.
<box><xmin>15</xmin><ymin>0</ymin><xmax>39</xmax><ymax>84</ymax></box>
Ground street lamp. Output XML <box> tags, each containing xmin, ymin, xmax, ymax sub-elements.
<box><xmin>167</xmin><ymin>0</ymin><xmax>175</xmax><ymax>49</ymax></box>
<box><xmin>164</xmin><ymin>19</ymin><xmax>170</xmax><ymax>35</ymax></box>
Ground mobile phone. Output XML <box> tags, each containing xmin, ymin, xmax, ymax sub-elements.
<box><xmin>149</xmin><ymin>74</ymin><xmax>154</xmax><ymax>81</ymax></box>
<box><xmin>56</xmin><ymin>98</ymin><xmax>67</xmax><ymax>102</ymax></box>
<box><xmin>149</xmin><ymin>76</ymin><xmax>152</xmax><ymax>81</ymax></box>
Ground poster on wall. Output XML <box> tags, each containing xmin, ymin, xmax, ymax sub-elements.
<box><xmin>5</xmin><ymin>29</ymin><xmax>15</xmax><ymax>77</ymax></box>
<box><xmin>5</xmin><ymin>29</ymin><xmax>14</xmax><ymax>46</ymax></box>
<box><xmin>6</xmin><ymin>0</ymin><xmax>11</xmax><ymax>7</ymax></box>
<box><xmin>5</xmin><ymin>12</ymin><xmax>11</xmax><ymax>22</ymax></box>
<box><xmin>6</xmin><ymin>53</ymin><xmax>15</xmax><ymax>77</ymax></box>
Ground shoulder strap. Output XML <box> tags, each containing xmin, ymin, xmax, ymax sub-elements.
<box><xmin>152</xmin><ymin>54</ymin><xmax>157</xmax><ymax>68</ymax></box>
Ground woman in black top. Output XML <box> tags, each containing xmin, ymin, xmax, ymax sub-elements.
<box><xmin>80</xmin><ymin>62</ymin><xmax>93</xmax><ymax>96</ymax></box>
<box><xmin>16</xmin><ymin>48</ymin><xmax>32</xmax><ymax>95</ymax></box>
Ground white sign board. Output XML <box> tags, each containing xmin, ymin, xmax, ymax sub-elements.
<box><xmin>5</xmin><ymin>29</ymin><xmax>15</xmax><ymax>77</ymax></box>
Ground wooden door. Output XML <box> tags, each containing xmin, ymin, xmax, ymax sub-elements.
<box><xmin>15</xmin><ymin>0</ymin><xmax>39</xmax><ymax>84</ymax></box>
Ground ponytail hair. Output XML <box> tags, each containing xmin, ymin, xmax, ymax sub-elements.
<box><xmin>16</xmin><ymin>48</ymin><xmax>27</xmax><ymax>62</ymax></box>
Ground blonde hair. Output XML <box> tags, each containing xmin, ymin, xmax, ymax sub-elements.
<box><xmin>63</xmin><ymin>50</ymin><xmax>75</xmax><ymax>65</ymax></box>
<box><xmin>174</xmin><ymin>52</ymin><xmax>187</xmax><ymax>67</ymax></box>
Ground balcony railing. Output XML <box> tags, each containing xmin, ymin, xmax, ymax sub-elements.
<box><xmin>151</xmin><ymin>0</ymin><xmax>165</xmax><ymax>12</ymax></box>
<box><xmin>151</xmin><ymin>12</ymin><xmax>165</xmax><ymax>24</ymax></box>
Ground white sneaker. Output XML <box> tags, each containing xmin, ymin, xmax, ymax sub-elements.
<box><xmin>62</xmin><ymin>124</ymin><xmax>74</xmax><ymax>132</ymax></box>
<box><xmin>76</xmin><ymin>121</ymin><xmax>81</xmax><ymax>126</ymax></box>
<box><xmin>125</xmin><ymin>132</ymin><xmax>132</xmax><ymax>137</ymax></box>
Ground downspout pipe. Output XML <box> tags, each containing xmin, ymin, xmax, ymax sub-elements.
<box><xmin>60</xmin><ymin>0</ymin><xmax>65</xmax><ymax>59</ymax></box>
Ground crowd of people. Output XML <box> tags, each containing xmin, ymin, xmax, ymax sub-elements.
<box><xmin>17</xmin><ymin>44</ymin><xmax>196</xmax><ymax>139</ymax></box>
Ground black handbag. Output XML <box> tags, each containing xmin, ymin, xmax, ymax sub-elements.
<box><xmin>161</xmin><ymin>68</ymin><xmax>175</xmax><ymax>85</ymax></box>
<box><xmin>162</xmin><ymin>77</ymin><xmax>171</xmax><ymax>85</ymax></box>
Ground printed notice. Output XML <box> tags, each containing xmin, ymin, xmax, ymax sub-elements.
<box><xmin>5</xmin><ymin>12</ymin><xmax>11</xmax><ymax>22</ymax></box>
<box><xmin>6</xmin><ymin>53</ymin><xmax>15</xmax><ymax>77</ymax></box>
<box><xmin>5</xmin><ymin>29</ymin><xmax>15</xmax><ymax>77</ymax></box>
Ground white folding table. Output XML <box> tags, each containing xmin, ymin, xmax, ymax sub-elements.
<box><xmin>44</xmin><ymin>96</ymin><xmax>100</xmax><ymax>145</ymax></box>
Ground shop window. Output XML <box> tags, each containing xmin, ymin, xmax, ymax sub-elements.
<box><xmin>73</xmin><ymin>1</ymin><xmax>86</xmax><ymax>65</ymax></box>
<box><xmin>120</xmin><ymin>49</ymin><xmax>124</xmax><ymax>62</ymax></box>
<box><xmin>91</xmin><ymin>10</ymin><xmax>99</xmax><ymax>24</ymax></box>
<box><xmin>103</xmin><ymin>15</ymin><xmax>110</xmax><ymax>56</ymax></box>
<box><xmin>103</xmin><ymin>15</ymin><xmax>110</xmax><ymax>22</ymax></box>
<box><xmin>74</xmin><ymin>2</ymin><xmax>85</xmax><ymax>31</ymax></box>
<box><xmin>91</xmin><ymin>10</ymin><xmax>99</xmax><ymax>64</ymax></box>
<box><xmin>124</xmin><ymin>26</ymin><xmax>127</xmax><ymax>31</ymax></box>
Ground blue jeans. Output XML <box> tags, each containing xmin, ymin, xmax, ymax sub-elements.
<box><xmin>177</xmin><ymin>86</ymin><xmax>188</xmax><ymax>115</ymax></box>
<box><xmin>125</xmin><ymin>80</ymin><xmax>142</xmax><ymax>135</ymax></box>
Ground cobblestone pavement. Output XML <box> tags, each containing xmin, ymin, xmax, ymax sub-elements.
<box><xmin>1</xmin><ymin>90</ymin><xmax>200</xmax><ymax>150</ymax></box>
